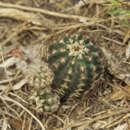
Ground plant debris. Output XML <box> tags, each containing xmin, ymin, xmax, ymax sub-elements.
<box><xmin>0</xmin><ymin>0</ymin><xmax>129</xmax><ymax>130</ymax></box>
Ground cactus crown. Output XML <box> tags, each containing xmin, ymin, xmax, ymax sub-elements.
<box><xmin>48</xmin><ymin>34</ymin><xmax>104</xmax><ymax>101</ymax></box>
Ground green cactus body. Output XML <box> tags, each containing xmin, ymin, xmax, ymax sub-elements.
<box><xmin>48</xmin><ymin>34</ymin><xmax>104</xmax><ymax>101</ymax></box>
<box><xmin>34</xmin><ymin>87</ymin><xmax>60</xmax><ymax>112</ymax></box>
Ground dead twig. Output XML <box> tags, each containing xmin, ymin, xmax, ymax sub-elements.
<box><xmin>0</xmin><ymin>95</ymin><xmax>46</xmax><ymax>130</ymax></box>
<box><xmin>0</xmin><ymin>2</ymin><xmax>98</xmax><ymax>22</ymax></box>
<box><xmin>0</xmin><ymin>8</ymin><xmax>55</xmax><ymax>27</ymax></box>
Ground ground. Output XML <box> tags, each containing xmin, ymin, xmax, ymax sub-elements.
<box><xmin>0</xmin><ymin>0</ymin><xmax>130</xmax><ymax>130</ymax></box>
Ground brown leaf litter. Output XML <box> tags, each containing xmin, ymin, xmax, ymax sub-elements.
<box><xmin>0</xmin><ymin>0</ymin><xmax>130</xmax><ymax>130</ymax></box>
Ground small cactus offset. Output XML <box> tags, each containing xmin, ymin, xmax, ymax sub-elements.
<box><xmin>48</xmin><ymin>34</ymin><xmax>104</xmax><ymax>101</ymax></box>
<box><xmin>33</xmin><ymin>87</ymin><xmax>60</xmax><ymax>112</ymax></box>
<box><xmin>29</xmin><ymin>62</ymin><xmax>54</xmax><ymax>89</ymax></box>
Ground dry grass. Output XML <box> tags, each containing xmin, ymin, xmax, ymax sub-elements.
<box><xmin>0</xmin><ymin>0</ymin><xmax>130</xmax><ymax>130</ymax></box>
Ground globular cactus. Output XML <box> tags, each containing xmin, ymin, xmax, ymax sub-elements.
<box><xmin>48</xmin><ymin>34</ymin><xmax>104</xmax><ymax>101</ymax></box>
<box><xmin>32</xmin><ymin>34</ymin><xmax>104</xmax><ymax>113</ymax></box>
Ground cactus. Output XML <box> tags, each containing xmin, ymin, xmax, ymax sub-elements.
<box><xmin>33</xmin><ymin>87</ymin><xmax>60</xmax><ymax>112</ymax></box>
<box><xmin>33</xmin><ymin>34</ymin><xmax>104</xmax><ymax>112</ymax></box>
<box><xmin>29</xmin><ymin>62</ymin><xmax>54</xmax><ymax>89</ymax></box>
<box><xmin>48</xmin><ymin>34</ymin><xmax>104</xmax><ymax>101</ymax></box>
